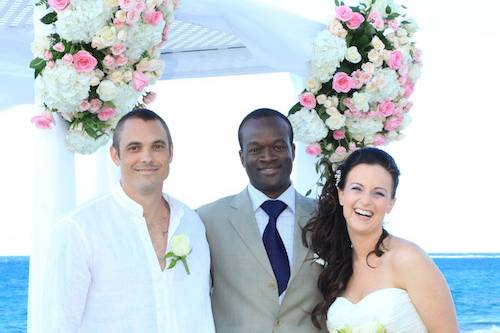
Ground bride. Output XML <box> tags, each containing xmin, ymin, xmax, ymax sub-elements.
<box><xmin>303</xmin><ymin>147</ymin><xmax>459</xmax><ymax>332</ymax></box>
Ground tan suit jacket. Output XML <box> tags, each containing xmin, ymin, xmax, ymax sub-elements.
<box><xmin>197</xmin><ymin>189</ymin><xmax>325</xmax><ymax>333</ymax></box>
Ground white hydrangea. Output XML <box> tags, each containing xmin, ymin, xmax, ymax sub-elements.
<box><xmin>352</xmin><ymin>92</ymin><xmax>370</xmax><ymax>112</ymax></box>
<box><xmin>65</xmin><ymin>128</ymin><xmax>110</xmax><ymax>154</ymax></box>
<box><xmin>366</xmin><ymin>68</ymin><xmax>401</xmax><ymax>104</ymax></box>
<box><xmin>31</xmin><ymin>35</ymin><xmax>50</xmax><ymax>58</ymax></box>
<box><xmin>288</xmin><ymin>108</ymin><xmax>328</xmax><ymax>144</ymax></box>
<box><xmin>325</xmin><ymin>111</ymin><xmax>346</xmax><ymax>130</ymax></box>
<box><xmin>125</xmin><ymin>20</ymin><xmax>165</xmax><ymax>62</ymax></box>
<box><xmin>112</xmin><ymin>84</ymin><xmax>142</xmax><ymax>114</ymax></box>
<box><xmin>310</xmin><ymin>30</ymin><xmax>347</xmax><ymax>83</ymax></box>
<box><xmin>56</xmin><ymin>0</ymin><xmax>113</xmax><ymax>43</ymax></box>
<box><xmin>346</xmin><ymin>117</ymin><xmax>384</xmax><ymax>142</ymax></box>
<box><xmin>408</xmin><ymin>63</ymin><xmax>422</xmax><ymax>83</ymax></box>
<box><xmin>36</xmin><ymin>60</ymin><xmax>91</xmax><ymax>113</ymax></box>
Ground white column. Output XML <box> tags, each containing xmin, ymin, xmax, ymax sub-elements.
<box><xmin>28</xmin><ymin>6</ymin><xmax>76</xmax><ymax>333</ymax></box>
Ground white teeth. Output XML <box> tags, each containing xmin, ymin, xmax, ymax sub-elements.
<box><xmin>354</xmin><ymin>208</ymin><xmax>373</xmax><ymax>217</ymax></box>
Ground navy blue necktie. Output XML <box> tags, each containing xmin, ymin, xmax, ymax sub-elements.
<box><xmin>261</xmin><ymin>200</ymin><xmax>290</xmax><ymax>296</ymax></box>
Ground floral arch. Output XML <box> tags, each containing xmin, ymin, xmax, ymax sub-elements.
<box><xmin>28</xmin><ymin>0</ymin><xmax>420</xmax><ymax>331</ymax></box>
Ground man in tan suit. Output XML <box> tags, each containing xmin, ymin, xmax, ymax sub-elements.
<box><xmin>197</xmin><ymin>108</ymin><xmax>324</xmax><ymax>332</ymax></box>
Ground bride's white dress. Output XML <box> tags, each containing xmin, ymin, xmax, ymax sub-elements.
<box><xmin>326</xmin><ymin>288</ymin><xmax>428</xmax><ymax>333</ymax></box>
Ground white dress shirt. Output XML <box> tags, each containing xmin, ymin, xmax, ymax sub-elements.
<box><xmin>247</xmin><ymin>183</ymin><xmax>296</xmax><ymax>302</ymax></box>
<box><xmin>41</xmin><ymin>184</ymin><xmax>215</xmax><ymax>333</ymax></box>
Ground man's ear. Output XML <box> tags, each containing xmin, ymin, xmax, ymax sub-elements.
<box><xmin>239</xmin><ymin>150</ymin><xmax>244</xmax><ymax>167</ymax></box>
<box><xmin>291</xmin><ymin>143</ymin><xmax>296</xmax><ymax>160</ymax></box>
<box><xmin>110</xmin><ymin>146</ymin><xmax>120</xmax><ymax>166</ymax></box>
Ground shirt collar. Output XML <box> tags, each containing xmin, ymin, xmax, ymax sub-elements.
<box><xmin>112</xmin><ymin>183</ymin><xmax>184</xmax><ymax>223</ymax></box>
<box><xmin>247</xmin><ymin>183</ymin><xmax>295</xmax><ymax>214</ymax></box>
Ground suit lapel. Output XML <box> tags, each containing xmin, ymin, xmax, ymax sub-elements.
<box><xmin>289</xmin><ymin>192</ymin><xmax>313</xmax><ymax>285</ymax></box>
<box><xmin>227</xmin><ymin>190</ymin><xmax>275</xmax><ymax>278</ymax></box>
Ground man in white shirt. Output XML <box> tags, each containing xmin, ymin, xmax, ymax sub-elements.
<box><xmin>197</xmin><ymin>108</ymin><xmax>324</xmax><ymax>332</ymax></box>
<box><xmin>41</xmin><ymin>109</ymin><xmax>215</xmax><ymax>333</ymax></box>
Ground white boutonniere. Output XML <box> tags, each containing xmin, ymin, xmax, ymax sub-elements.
<box><xmin>164</xmin><ymin>235</ymin><xmax>192</xmax><ymax>275</ymax></box>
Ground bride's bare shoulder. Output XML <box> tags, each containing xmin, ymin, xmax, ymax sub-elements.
<box><xmin>386</xmin><ymin>236</ymin><xmax>432</xmax><ymax>271</ymax></box>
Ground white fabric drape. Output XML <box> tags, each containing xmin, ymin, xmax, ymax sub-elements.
<box><xmin>176</xmin><ymin>0</ymin><xmax>332</xmax><ymax>77</ymax></box>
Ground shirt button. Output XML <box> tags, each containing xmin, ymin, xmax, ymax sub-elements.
<box><xmin>275</xmin><ymin>319</ymin><xmax>280</xmax><ymax>327</ymax></box>
<box><xmin>268</xmin><ymin>282</ymin><xmax>277</xmax><ymax>289</ymax></box>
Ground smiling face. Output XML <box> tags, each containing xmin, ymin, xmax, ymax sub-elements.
<box><xmin>338</xmin><ymin>163</ymin><xmax>396</xmax><ymax>236</ymax></box>
<box><xmin>239</xmin><ymin>117</ymin><xmax>295</xmax><ymax>198</ymax></box>
<box><xmin>110</xmin><ymin>118</ymin><xmax>172</xmax><ymax>197</ymax></box>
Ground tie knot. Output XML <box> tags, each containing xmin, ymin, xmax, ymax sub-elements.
<box><xmin>261</xmin><ymin>200</ymin><xmax>287</xmax><ymax>220</ymax></box>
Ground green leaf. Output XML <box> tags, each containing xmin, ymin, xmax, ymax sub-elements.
<box><xmin>334</xmin><ymin>0</ymin><xmax>340</xmax><ymax>6</ymax></box>
<box><xmin>386</xmin><ymin>12</ymin><xmax>400</xmax><ymax>20</ymax></box>
<box><xmin>40</xmin><ymin>11</ymin><xmax>57</xmax><ymax>24</ymax></box>
<box><xmin>29</xmin><ymin>57</ymin><xmax>45</xmax><ymax>69</ymax></box>
<box><xmin>167</xmin><ymin>258</ymin><xmax>178</xmax><ymax>269</ymax></box>
<box><xmin>305</xmin><ymin>189</ymin><xmax>312</xmax><ymax>197</ymax></box>
<box><xmin>385</xmin><ymin>5</ymin><xmax>392</xmax><ymax>14</ymax></box>
<box><xmin>164</xmin><ymin>252</ymin><xmax>175</xmax><ymax>259</ymax></box>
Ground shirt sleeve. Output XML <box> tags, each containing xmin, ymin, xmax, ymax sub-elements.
<box><xmin>40</xmin><ymin>218</ymin><xmax>92</xmax><ymax>333</ymax></box>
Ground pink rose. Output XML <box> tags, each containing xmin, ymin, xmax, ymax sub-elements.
<box><xmin>414</xmin><ymin>49</ymin><xmax>423</xmax><ymax>63</ymax></box>
<box><xmin>377</xmin><ymin>101</ymin><xmax>395</xmax><ymax>117</ymax></box>
<box><xmin>348</xmin><ymin>142</ymin><xmax>358</xmax><ymax>151</ymax></box>
<box><xmin>90</xmin><ymin>99</ymin><xmax>103</xmax><ymax>113</ymax></box>
<box><xmin>97</xmin><ymin>106</ymin><xmax>117</xmax><ymax>121</ymax></box>
<box><xmin>115</xmin><ymin>55</ymin><xmax>128</xmax><ymax>66</ymax></box>
<box><xmin>346</xmin><ymin>13</ymin><xmax>365</xmax><ymax>30</ymax></box>
<box><xmin>43</xmin><ymin>50</ymin><xmax>53</xmax><ymax>61</ymax></box>
<box><xmin>110</xmin><ymin>43</ymin><xmax>126</xmax><ymax>56</ymax></box>
<box><xmin>332</xmin><ymin>72</ymin><xmax>353</xmax><ymax>93</ymax></box>
<box><xmin>31</xmin><ymin>113</ymin><xmax>55</xmax><ymax>129</ymax></box>
<box><xmin>342</xmin><ymin>97</ymin><xmax>355</xmax><ymax>110</ymax></box>
<box><xmin>333</xmin><ymin>130</ymin><xmax>345</xmax><ymax>140</ymax></box>
<box><xmin>134</xmin><ymin>0</ymin><xmax>145</xmax><ymax>12</ymax></box>
<box><xmin>73</xmin><ymin>50</ymin><xmax>97</xmax><ymax>73</ymax></box>
<box><xmin>132</xmin><ymin>71</ymin><xmax>149</xmax><ymax>91</ymax></box>
<box><xmin>62</xmin><ymin>53</ymin><xmax>73</xmax><ymax>64</ymax></box>
<box><xmin>388</xmin><ymin>19</ymin><xmax>399</xmax><ymax>30</ymax></box>
<box><xmin>48</xmin><ymin>0</ymin><xmax>69</xmax><ymax>11</ymax></box>
<box><xmin>388</xmin><ymin>50</ymin><xmax>403</xmax><ymax>70</ymax></box>
<box><xmin>143</xmin><ymin>91</ymin><xmax>157</xmax><ymax>104</ymax></box>
<box><xmin>103</xmin><ymin>55</ymin><xmax>116</xmax><ymax>68</ymax></box>
<box><xmin>80</xmin><ymin>100</ymin><xmax>91</xmax><ymax>111</ymax></box>
<box><xmin>403</xmin><ymin>81</ymin><xmax>414</xmax><ymax>98</ymax></box>
<box><xmin>373</xmin><ymin>134</ymin><xmax>385</xmax><ymax>146</ymax></box>
<box><xmin>299</xmin><ymin>92</ymin><xmax>317</xmax><ymax>109</ymax></box>
<box><xmin>126</xmin><ymin>10</ymin><xmax>140</xmax><ymax>25</ymax></box>
<box><xmin>119</xmin><ymin>0</ymin><xmax>133</xmax><ymax>10</ymax></box>
<box><xmin>47</xmin><ymin>60</ymin><xmax>55</xmax><ymax>69</ymax></box>
<box><xmin>144</xmin><ymin>10</ymin><xmax>162</xmax><ymax>26</ymax></box>
<box><xmin>335</xmin><ymin>146</ymin><xmax>347</xmax><ymax>155</ymax></box>
<box><xmin>335</xmin><ymin>6</ymin><xmax>353</xmax><ymax>22</ymax></box>
<box><xmin>305</xmin><ymin>143</ymin><xmax>322</xmax><ymax>156</ymax></box>
<box><xmin>52</xmin><ymin>42</ymin><xmax>65</xmax><ymax>52</ymax></box>
<box><xmin>368</xmin><ymin>11</ymin><xmax>381</xmax><ymax>22</ymax></box>
<box><xmin>371</xmin><ymin>17</ymin><xmax>384</xmax><ymax>30</ymax></box>
<box><xmin>384</xmin><ymin>115</ymin><xmax>403</xmax><ymax>131</ymax></box>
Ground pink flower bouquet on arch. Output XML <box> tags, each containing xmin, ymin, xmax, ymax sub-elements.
<box><xmin>30</xmin><ymin>0</ymin><xmax>176</xmax><ymax>154</ymax></box>
<box><xmin>288</xmin><ymin>0</ymin><xmax>422</xmax><ymax>183</ymax></box>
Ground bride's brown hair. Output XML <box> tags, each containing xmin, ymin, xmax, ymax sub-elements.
<box><xmin>302</xmin><ymin>147</ymin><xmax>400</xmax><ymax>328</ymax></box>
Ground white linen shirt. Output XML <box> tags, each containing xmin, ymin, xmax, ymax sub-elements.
<box><xmin>246</xmin><ymin>183</ymin><xmax>296</xmax><ymax>302</ymax></box>
<box><xmin>41</xmin><ymin>184</ymin><xmax>215</xmax><ymax>333</ymax></box>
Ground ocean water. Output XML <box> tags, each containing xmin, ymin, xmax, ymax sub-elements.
<box><xmin>0</xmin><ymin>254</ymin><xmax>499</xmax><ymax>332</ymax></box>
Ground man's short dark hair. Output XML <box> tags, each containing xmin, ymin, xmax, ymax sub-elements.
<box><xmin>112</xmin><ymin>108</ymin><xmax>172</xmax><ymax>153</ymax></box>
<box><xmin>237</xmin><ymin>108</ymin><xmax>294</xmax><ymax>148</ymax></box>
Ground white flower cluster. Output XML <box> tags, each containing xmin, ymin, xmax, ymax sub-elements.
<box><xmin>310</xmin><ymin>30</ymin><xmax>347</xmax><ymax>83</ymax></box>
<box><xmin>36</xmin><ymin>60</ymin><xmax>91</xmax><ymax>113</ymax></box>
<box><xmin>288</xmin><ymin>108</ymin><xmax>329</xmax><ymax>143</ymax></box>
<box><xmin>56</xmin><ymin>0</ymin><xmax>113</xmax><ymax>43</ymax></box>
<box><xmin>125</xmin><ymin>19</ymin><xmax>165</xmax><ymax>62</ymax></box>
<box><xmin>65</xmin><ymin>128</ymin><xmax>110</xmax><ymax>154</ymax></box>
<box><xmin>346</xmin><ymin>117</ymin><xmax>384</xmax><ymax>142</ymax></box>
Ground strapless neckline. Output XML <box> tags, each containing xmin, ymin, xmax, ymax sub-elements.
<box><xmin>327</xmin><ymin>287</ymin><xmax>428</xmax><ymax>332</ymax></box>
<box><xmin>337</xmin><ymin>287</ymin><xmax>408</xmax><ymax>305</ymax></box>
